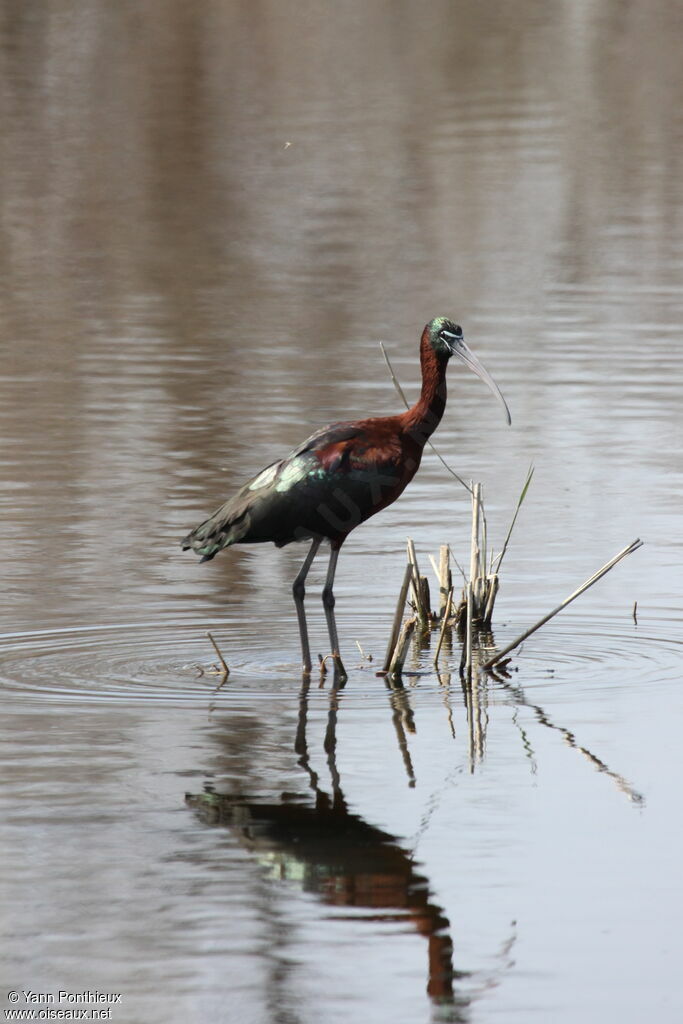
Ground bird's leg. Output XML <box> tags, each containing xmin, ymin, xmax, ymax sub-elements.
<box><xmin>322</xmin><ymin>545</ymin><xmax>347</xmax><ymax>686</ymax></box>
<box><xmin>292</xmin><ymin>539</ymin><xmax>321</xmax><ymax>674</ymax></box>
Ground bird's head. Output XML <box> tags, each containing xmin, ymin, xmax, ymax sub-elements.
<box><xmin>428</xmin><ymin>317</ymin><xmax>466</xmax><ymax>360</ymax></box>
<box><xmin>426</xmin><ymin>316</ymin><xmax>512</xmax><ymax>425</ymax></box>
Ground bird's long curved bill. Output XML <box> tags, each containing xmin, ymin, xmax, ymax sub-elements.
<box><xmin>451</xmin><ymin>337</ymin><xmax>512</xmax><ymax>425</ymax></box>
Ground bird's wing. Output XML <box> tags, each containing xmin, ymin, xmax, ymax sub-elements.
<box><xmin>230</xmin><ymin>421</ymin><xmax>363</xmax><ymax>497</ymax></box>
<box><xmin>294</xmin><ymin>419</ymin><xmax>406</xmax><ymax>472</ymax></box>
<box><xmin>307</xmin><ymin>420</ymin><xmax>405</xmax><ymax>473</ymax></box>
<box><xmin>182</xmin><ymin>419</ymin><xmax>406</xmax><ymax>559</ymax></box>
<box><xmin>181</xmin><ymin>422</ymin><xmax>364</xmax><ymax>558</ymax></box>
<box><xmin>289</xmin><ymin>420</ymin><xmax>364</xmax><ymax>459</ymax></box>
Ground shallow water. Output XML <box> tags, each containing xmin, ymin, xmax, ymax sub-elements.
<box><xmin>1</xmin><ymin>3</ymin><xmax>683</xmax><ymax>1022</ymax></box>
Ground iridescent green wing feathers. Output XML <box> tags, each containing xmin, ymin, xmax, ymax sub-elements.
<box><xmin>180</xmin><ymin>421</ymin><xmax>363</xmax><ymax>560</ymax></box>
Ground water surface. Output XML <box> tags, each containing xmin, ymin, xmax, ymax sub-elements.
<box><xmin>1</xmin><ymin>3</ymin><xmax>682</xmax><ymax>1022</ymax></box>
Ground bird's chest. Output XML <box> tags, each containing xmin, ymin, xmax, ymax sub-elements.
<box><xmin>345</xmin><ymin>443</ymin><xmax>421</xmax><ymax>513</ymax></box>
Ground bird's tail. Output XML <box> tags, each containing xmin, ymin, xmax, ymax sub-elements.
<box><xmin>181</xmin><ymin>504</ymin><xmax>250</xmax><ymax>562</ymax></box>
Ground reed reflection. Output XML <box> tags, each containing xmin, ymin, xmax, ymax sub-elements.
<box><xmin>487</xmin><ymin>664</ymin><xmax>645</xmax><ymax>805</ymax></box>
<box><xmin>385</xmin><ymin>676</ymin><xmax>417</xmax><ymax>787</ymax></box>
<box><xmin>414</xmin><ymin>626</ymin><xmax>643</xmax><ymax>802</ymax></box>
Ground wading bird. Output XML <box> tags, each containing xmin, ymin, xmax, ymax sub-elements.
<box><xmin>182</xmin><ymin>318</ymin><xmax>510</xmax><ymax>682</ymax></box>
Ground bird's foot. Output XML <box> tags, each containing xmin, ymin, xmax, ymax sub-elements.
<box><xmin>331</xmin><ymin>653</ymin><xmax>347</xmax><ymax>689</ymax></box>
<box><xmin>318</xmin><ymin>653</ymin><xmax>331</xmax><ymax>685</ymax></box>
<box><xmin>316</xmin><ymin>653</ymin><xmax>347</xmax><ymax>688</ymax></box>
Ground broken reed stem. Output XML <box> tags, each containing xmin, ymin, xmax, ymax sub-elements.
<box><xmin>428</xmin><ymin>545</ymin><xmax>452</xmax><ymax>619</ymax></box>
<box><xmin>407</xmin><ymin>538</ymin><xmax>429</xmax><ymax>624</ymax></box>
<box><xmin>480</xmin><ymin>499</ymin><xmax>488</xmax><ymax>584</ymax></box>
<box><xmin>433</xmin><ymin>587</ymin><xmax>454</xmax><ymax>667</ymax></box>
<box><xmin>469</xmin><ymin>482</ymin><xmax>481</xmax><ymax>600</ymax></box>
<box><xmin>207</xmin><ymin>631</ymin><xmax>229</xmax><ymax>678</ymax></box>
<box><xmin>379</xmin><ymin>341</ymin><xmax>472</xmax><ymax>494</ymax></box>
<box><xmin>483</xmin><ymin>573</ymin><xmax>499</xmax><ymax>628</ymax></box>
<box><xmin>419</xmin><ymin>575</ymin><xmax>431</xmax><ymax>622</ymax></box>
<box><xmin>383</xmin><ymin>563</ymin><xmax>413</xmax><ymax>672</ymax></box>
<box><xmin>388</xmin><ymin>616</ymin><xmax>417</xmax><ymax>676</ymax></box>
<box><xmin>482</xmin><ymin>539</ymin><xmax>644</xmax><ymax>669</ymax></box>
<box><xmin>459</xmin><ymin>481</ymin><xmax>504</xmax><ymax>670</ymax></box>
<box><xmin>464</xmin><ymin>580</ymin><xmax>474</xmax><ymax>679</ymax></box>
<box><xmin>407</xmin><ymin>538</ymin><xmax>419</xmax><ymax>589</ymax></box>
<box><xmin>438</xmin><ymin>544</ymin><xmax>452</xmax><ymax>618</ymax></box>
<box><xmin>468</xmin><ymin>481</ymin><xmax>492</xmax><ymax>621</ymax></box>
<box><xmin>383</xmin><ymin>470</ymin><xmax>527</xmax><ymax>675</ymax></box>
<box><xmin>355</xmin><ymin>640</ymin><xmax>373</xmax><ymax>663</ymax></box>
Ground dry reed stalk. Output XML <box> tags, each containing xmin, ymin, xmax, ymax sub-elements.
<box><xmin>482</xmin><ymin>573</ymin><xmax>499</xmax><ymax>628</ymax></box>
<box><xmin>482</xmin><ymin>539</ymin><xmax>644</xmax><ymax>669</ymax></box>
<box><xmin>382</xmin><ymin>461</ymin><xmax>531</xmax><ymax>677</ymax></box>
<box><xmin>388</xmin><ymin>616</ymin><xmax>417</xmax><ymax>676</ymax></box>
<box><xmin>355</xmin><ymin>640</ymin><xmax>373</xmax><ymax>663</ymax></box>
<box><xmin>479</xmin><ymin>497</ymin><xmax>488</xmax><ymax>590</ymax></box>
<box><xmin>419</xmin><ymin>575</ymin><xmax>431</xmax><ymax>623</ymax></box>
<box><xmin>433</xmin><ymin>587</ymin><xmax>454</xmax><ymax>668</ymax></box>
<box><xmin>493</xmin><ymin>464</ymin><xmax>535</xmax><ymax>574</ymax></box>
<box><xmin>382</xmin><ymin>562</ymin><xmax>413</xmax><ymax>672</ymax></box>
<box><xmin>464</xmin><ymin>481</ymin><xmax>506</xmax><ymax>629</ymax></box>
<box><xmin>468</xmin><ymin>482</ymin><xmax>486</xmax><ymax>621</ymax></box>
<box><xmin>407</xmin><ymin>538</ymin><xmax>430</xmax><ymax>624</ymax></box>
<box><xmin>428</xmin><ymin>547</ymin><xmax>453</xmax><ymax>619</ymax></box>
<box><xmin>447</xmin><ymin>544</ymin><xmax>468</xmax><ymax>585</ymax></box>
<box><xmin>207</xmin><ymin>631</ymin><xmax>229</xmax><ymax>678</ymax></box>
<box><xmin>464</xmin><ymin>580</ymin><xmax>474</xmax><ymax>679</ymax></box>
<box><xmin>469</xmin><ymin>482</ymin><xmax>481</xmax><ymax>605</ymax></box>
<box><xmin>438</xmin><ymin>545</ymin><xmax>452</xmax><ymax>618</ymax></box>
<box><xmin>468</xmin><ymin>468</ymin><xmax>535</xmax><ymax>632</ymax></box>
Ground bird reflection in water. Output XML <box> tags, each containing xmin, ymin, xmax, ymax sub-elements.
<box><xmin>188</xmin><ymin>680</ymin><xmax>471</xmax><ymax>1015</ymax></box>
<box><xmin>187</xmin><ymin>630</ymin><xmax>641</xmax><ymax>1016</ymax></box>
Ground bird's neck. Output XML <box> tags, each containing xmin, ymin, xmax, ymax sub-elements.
<box><xmin>401</xmin><ymin>331</ymin><xmax>448</xmax><ymax>447</ymax></box>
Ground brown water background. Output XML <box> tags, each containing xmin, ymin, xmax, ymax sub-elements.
<box><xmin>1</xmin><ymin>3</ymin><xmax>682</xmax><ymax>1022</ymax></box>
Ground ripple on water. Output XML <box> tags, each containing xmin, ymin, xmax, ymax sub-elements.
<box><xmin>0</xmin><ymin>622</ymin><xmax>321</xmax><ymax>707</ymax></box>
<box><xmin>484</xmin><ymin>611</ymin><xmax>682</xmax><ymax>697</ymax></box>
<box><xmin>0</xmin><ymin>610</ymin><xmax>679</xmax><ymax>709</ymax></box>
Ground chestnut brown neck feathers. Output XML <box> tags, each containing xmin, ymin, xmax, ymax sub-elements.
<box><xmin>400</xmin><ymin>325</ymin><xmax>449</xmax><ymax>448</ymax></box>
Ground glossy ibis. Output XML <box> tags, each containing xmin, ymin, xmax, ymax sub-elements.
<box><xmin>182</xmin><ymin>317</ymin><xmax>510</xmax><ymax>681</ymax></box>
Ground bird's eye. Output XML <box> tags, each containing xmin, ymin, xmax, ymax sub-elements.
<box><xmin>440</xmin><ymin>325</ymin><xmax>462</xmax><ymax>341</ymax></box>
